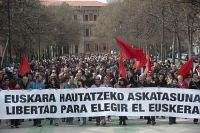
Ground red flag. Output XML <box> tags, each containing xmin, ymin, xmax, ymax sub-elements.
<box><xmin>134</xmin><ymin>60</ymin><xmax>141</xmax><ymax>70</ymax></box>
<box><xmin>143</xmin><ymin>50</ymin><xmax>151</xmax><ymax>76</ymax></box>
<box><xmin>115</xmin><ymin>38</ymin><xmax>143</xmax><ymax>59</ymax></box>
<box><xmin>115</xmin><ymin>38</ymin><xmax>146</xmax><ymax>69</ymax></box>
<box><xmin>18</xmin><ymin>53</ymin><xmax>31</xmax><ymax>76</ymax></box>
<box><xmin>119</xmin><ymin>50</ymin><xmax>126</xmax><ymax>78</ymax></box>
<box><xmin>135</xmin><ymin>58</ymin><xmax>146</xmax><ymax>71</ymax></box>
<box><xmin>177</xmin><ymin>58</ymin><xmax>193</xmax><ymax>79</ymax></box>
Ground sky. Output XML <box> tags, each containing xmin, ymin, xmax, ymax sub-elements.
<box><xmin>97</xmin><ymin>0</ymin><xmax>107</xmax><ymax>3</ymax></box>
<box><xmin>67</xmin><ymin>0</ymin><xmax>107</xmax><ymax>3</ymax></box>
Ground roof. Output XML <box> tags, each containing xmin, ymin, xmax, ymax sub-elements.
<box><xmin>40</xmin><ymin>0</ymin><xmax>64</xmax><ymax>6</ymax></box>
<box><xmin>40</xmin><ymin>0</ymin><xmax>107</xmax><ymax>7</ymax></box>
<box><xmin>67</xmin><ymin>1</ymin><xmax>107</xmax><ymax>7</ymax></box>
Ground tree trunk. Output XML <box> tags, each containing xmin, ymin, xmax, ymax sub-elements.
<box><xmin>176</xmin><ymin>32</ymin><xmax>181</xmax><ymax>61</ymax></box>
<box><xmin>160</xmin><ymin>7</ymin><xmax>165</xmax><ymax>61</ymax></box>
<box><xmin>61</xmin><ymin>46</ymin><xmax>64</xmax><ymax>56</ymax></box>
<box><xmin>172</xmin><ymin>31</ymin><xmax>176</xmax><ymax>64</ymax></box>
<box><xmin>187</xmin><ymin>15</ymin><xmax>193</xmax><ymax>59</ymax></box>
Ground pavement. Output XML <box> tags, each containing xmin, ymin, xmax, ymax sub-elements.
<box><xmin>1</xmin><ymin>117</ymin><xmax>200</xmax><ymax>133</ymax></box>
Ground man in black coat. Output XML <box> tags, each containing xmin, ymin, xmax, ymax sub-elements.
<box><xmin>143</xmin><ymin>75</ymin><xmax>157</xmax><ymax>125</ymax></box>
<box><xmin>189</xmin><ymin>74</ymin><xmax>200</xmax><ymax>124</ymax></box>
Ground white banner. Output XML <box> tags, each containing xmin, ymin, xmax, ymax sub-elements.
<box><xmin>0</xmin><ymin>87</ymin><xmax>200</xmax><ymax>119</ymax></box>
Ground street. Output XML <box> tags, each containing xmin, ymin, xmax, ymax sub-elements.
<box><xmin>1</xmin><ymin>117</ymin><xmax>200</xmax><ymax>133</ymax></box>
<box><xmin>0</xmin><ymin>0</ymin><xmax>200</xmax><ymax>133</ymax></box>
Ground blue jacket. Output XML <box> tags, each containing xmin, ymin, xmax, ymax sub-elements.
<box><xmin>27</xmin><ymin>81</ymin><xmax>46</xmax><ymax>89</ymax></box>
<box><xmin>63</xmin><ymin>83</ymin><xmax>77</xmax><ymax>89</ymax></box>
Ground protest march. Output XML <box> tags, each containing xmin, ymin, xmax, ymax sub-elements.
<box><xmin>0</xmin><ymin>38</ymin><xmax>200</xmax><ymax>128</ymax></box>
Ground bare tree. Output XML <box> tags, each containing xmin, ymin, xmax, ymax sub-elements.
<box><xmin>95</xmin><ymin>0</ymin><xmax>200</xmax><ymax>62</ymax></box>
<box><xmin>0</xmin><ymin>0</ymin><xmax>81</xmax><ymax>65</ymax></box>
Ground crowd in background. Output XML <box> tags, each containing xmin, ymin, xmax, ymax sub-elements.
<box><xmin>0</xmin><ymin>54</ymin><xmax>200</xmax><ymax>128</ymax></box>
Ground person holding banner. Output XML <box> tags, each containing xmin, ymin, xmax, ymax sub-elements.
<box><xmin>10</xmin><ymin>82</ymin><xmax>22</xmax><ymax>128</ymax></box>
<box><xmin>157</xmin><ymin>74</ymin><xmax>167</xmax><ymax>119</ymax></box>
<box><xmin>102</xmin><ymin>76</ymin><xmax>113</xmax><ymax>88</ymax></box>
<box><xmin>137</xmin><ymin>75</ymin><xmax>146</xmax><ymax>120</ymax></box>
<box><xmin>102</xmin><ymin>76</ymin><xmax>113</xmax><ymax>122</ymax></box>
<box><xmin>137</xmin><ymin>75</ymin><xmax>145</xmax><ymax>88</ymax></box>
<box><xmin>143</xmin><ymin>75</ymin><xmax>156</xmax><ymax>125</ymax></box>
<box><xmin>27</xmin><ymin>74</ymin><xmax>46</xmax><ymax>127</ymax></box>
<box><xmin>91</xmin><ymin>75</ymin><xmax>106</xmax><ymax>126</ymax></box>
<box><xmin>115</xmin><ymin>77</ymin><xmax>128</xmax><ymax>126</ymax></box>
<box><xmin>77</xmin><ymin>79</ymin><xmax>87</xmax><ymax>126</ymax></box>
<box><xmin>48</xmin><ymin>78</ymin><xmax>60</xmax><ymax>126</ymax></box>
<box><xmin>64</xmin><ymin>76</ymin><xmax>77</xmax><ymax>125</ymax></box>
<box><xmin>157</xmin><ymin>74</ymin><xmax>167</xmax><ymax>87</ymax></box>
<box><xmin>127</xmin><ymin>70</ymin><xmax>138</xmax><ymax>87</ymax></box>
<box><xmin>168</xmin><ymin>78</ymin><xmax>179</xmax><ymax>125</ymax></box>
<box><xmin>189</xmin><ymin>74</ymin><xmax>200</xmax><ymax>124</ymax></box>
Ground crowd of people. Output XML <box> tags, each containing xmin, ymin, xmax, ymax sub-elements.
<box><xmin>0</xmin><ymin>54</ymin><xmax>200</xmax><ymax>128</ymax></box>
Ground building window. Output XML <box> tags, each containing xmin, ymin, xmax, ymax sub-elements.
<box><xmin>95</xmin><ymin>44</ymin><xmax>98</xmax><ymax>51</ymax></box>
<box><xmin>85</xmin><ymin>28</ymin><xmax>89</xmax><ymax>37</ymax></box>
<box><xmin>103</xmin><ymin>45</ymin><xmax>107</xmax><ymax>51</ymax></box>
<box><xmin>84</xmin><ymin>15</ymin><xmax>89</xmax><ymax>21</ymax></box>
<box><xmin>89</xmin><ymin>14</ymin><xmax>93</xmax><ymax>21</ymax></box>
<box><xmin>86</xmin><ymin>43</ymin><xmax>89</xmax><ymax>52</ymax></box>
<box><xmin>94</xmin><ymin>15</ymin><xmax>97</xmax><ymax>21</ymax></box>
<box><xmin>89</xmin><ymin>27</ymin><xmax>93</xmax><ymax>36</ymax></box>
<box><xmin>74</xmin><ymin>15</ymin><xmax>77</xmax><ymax>20</ymax></box>
<box><xmin>66</xmin><ymin>45</ymin><xmax>69</xmax><ymax>54</ymax></box>
<box><xmin>75</xmin><ymin>45</ymin><xmax>78</xmax><ymax>53</ymax></box>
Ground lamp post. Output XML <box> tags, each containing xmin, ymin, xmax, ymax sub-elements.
<box><xmin>161</xmin><ymin>7</ymin><xmax>165</xmax><ymax>61</ymax></box>
<box><xmin>37</xmin><ymin>17</ymin><xmax>41</xmax><ymax>61</ymax></box>
<box><xmin>7</xmin><ymin>0</ymin><xmax>12</xmax><ymax>63</ymax></box>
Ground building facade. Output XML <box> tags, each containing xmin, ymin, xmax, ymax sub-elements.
<box><xmin>41</xmin><ymin>0</ymin><xmax>108</xmax><ymax>54</ymax></box>
<box><xmin>67</xmin><ymin>1</ymin><xmax>108</xmax><ymax>54</ymax></box>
